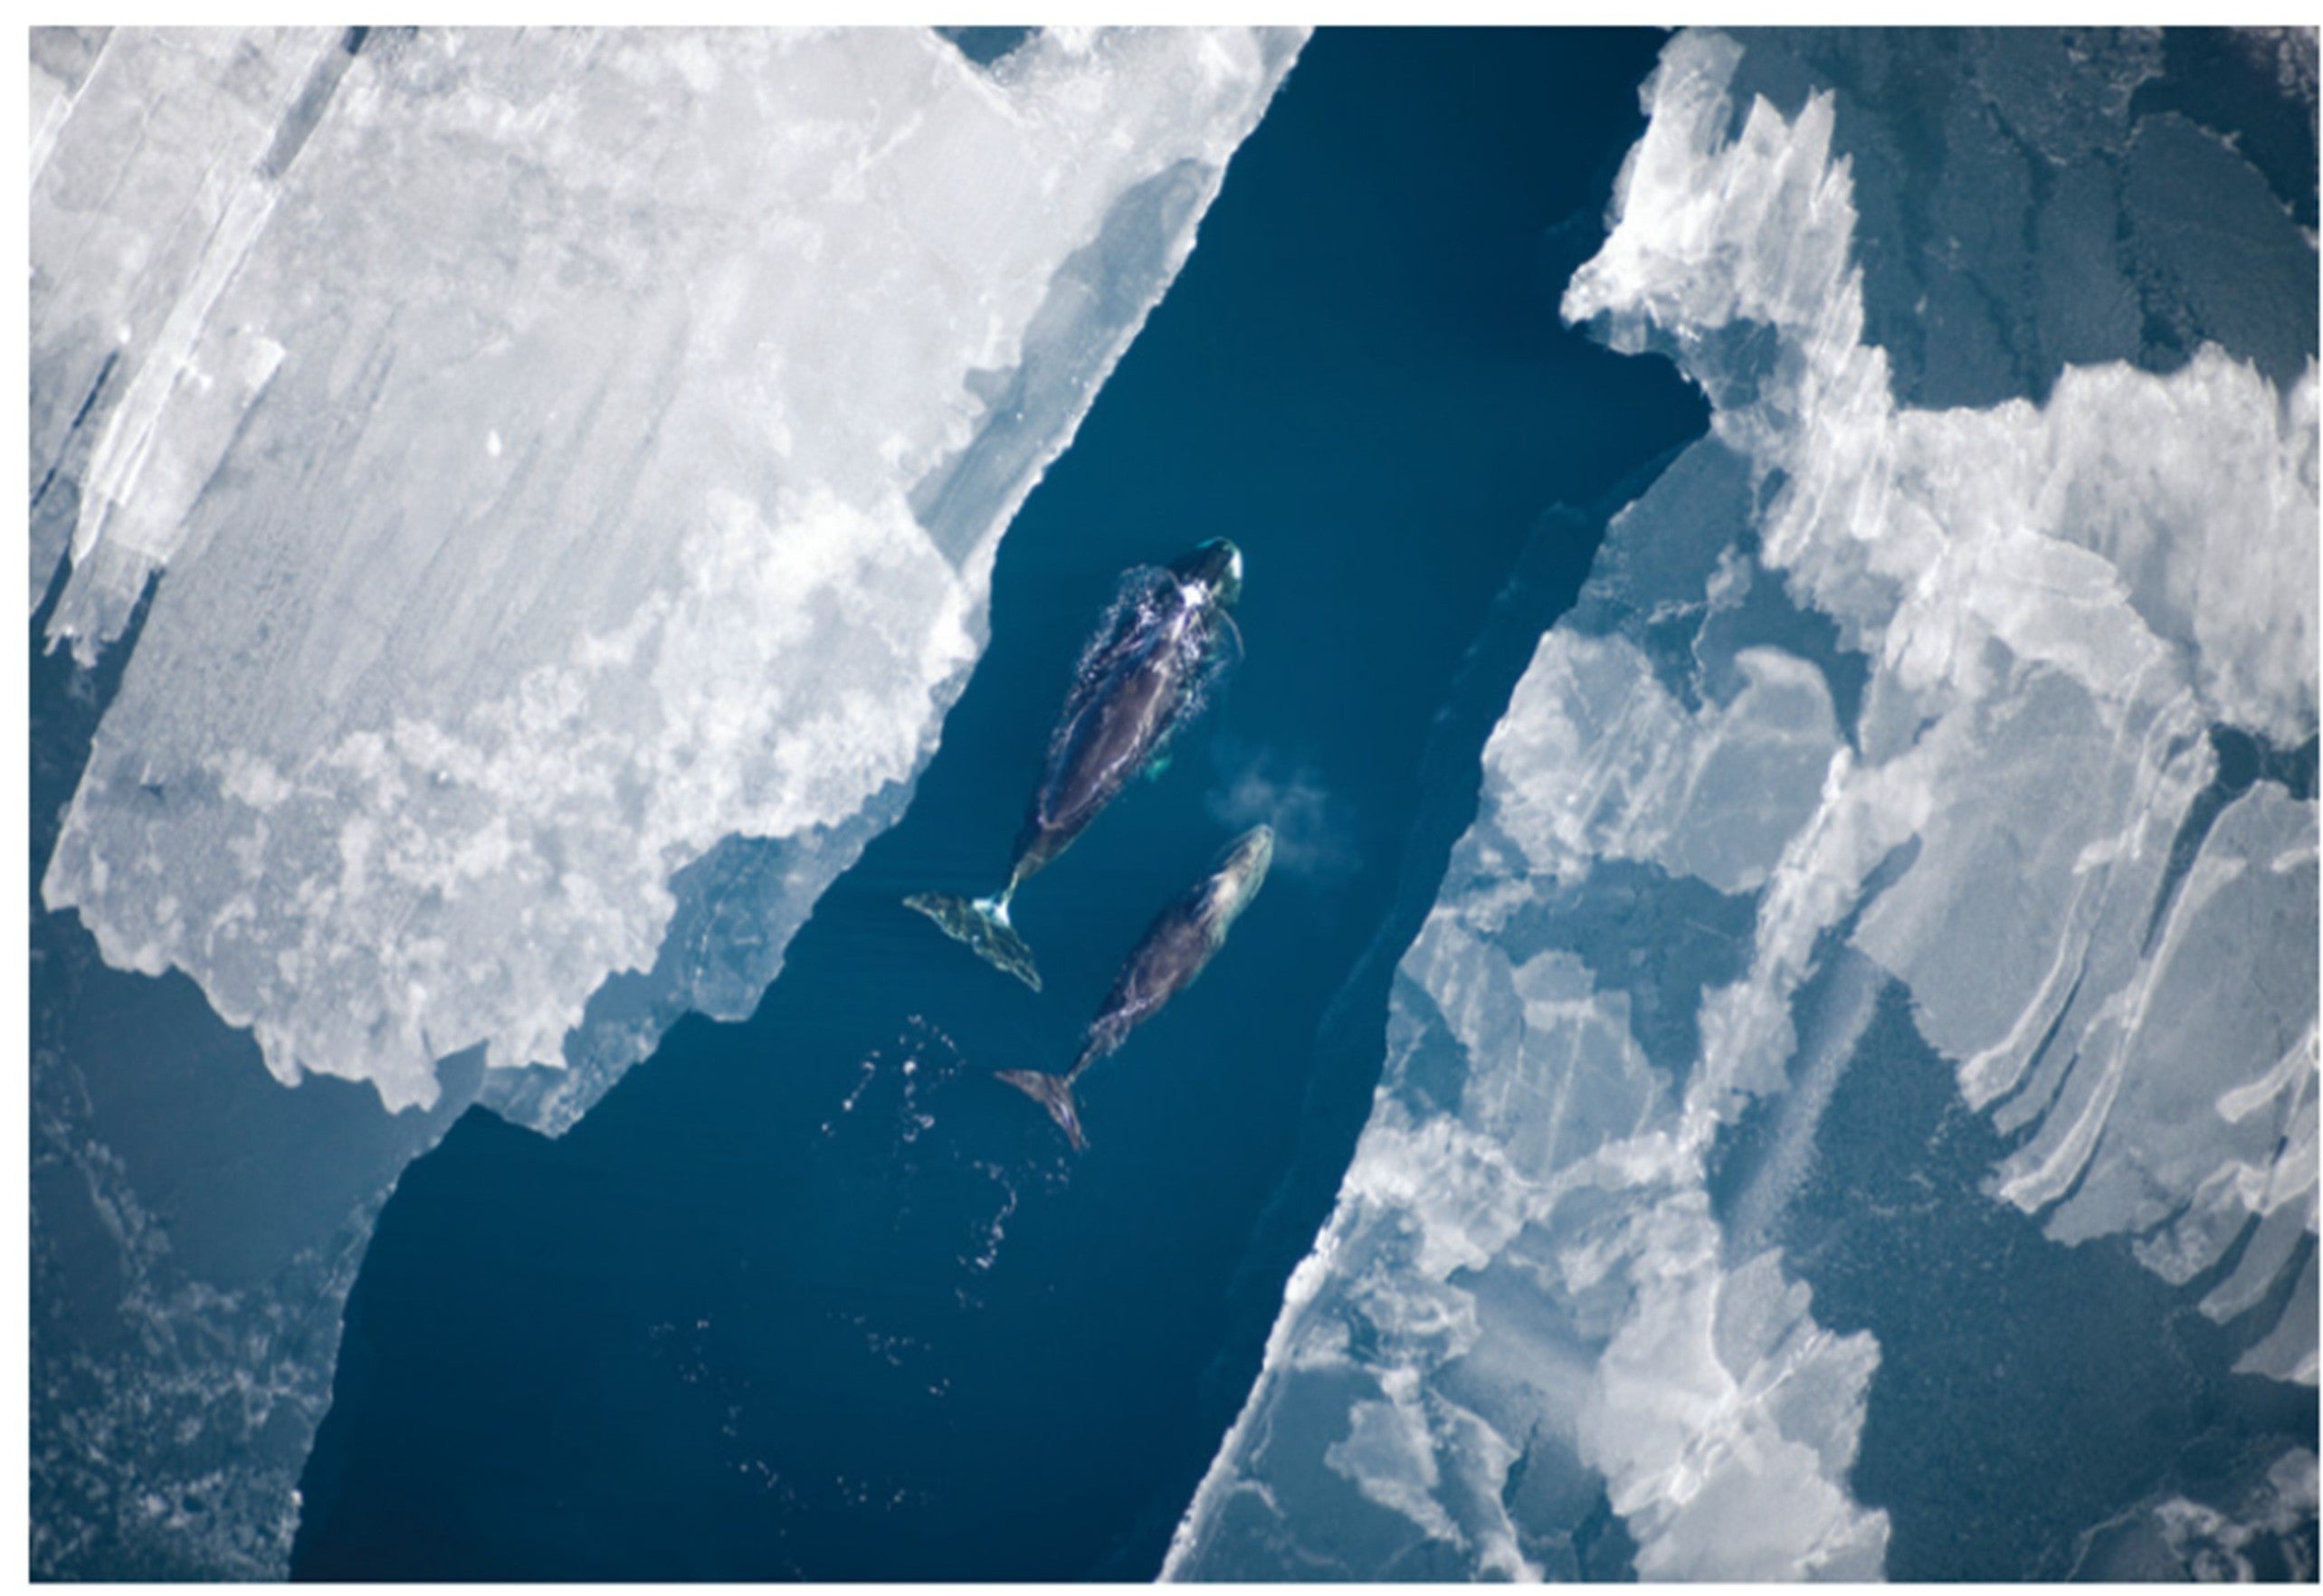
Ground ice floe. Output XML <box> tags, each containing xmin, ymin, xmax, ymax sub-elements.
<box><xmin>29</xmin><ymin>24</ymin><xmax>1300</xmax><ymax>1578</ymax></box>
<box><xmin>1173</xmin><ymin>24</ymin><xmax>2314</xmax><ymax>1581</ymax></box>
<box><xmin>37</xmin><ymin>25</ymin><xmax>1301</xmax><ymax>1117</ymax></box>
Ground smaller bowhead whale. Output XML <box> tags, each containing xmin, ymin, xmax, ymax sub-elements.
<box><xmin>996</xmin><ymin>824</ymin><xmax>1273</xmax><ymax>1152</ymax></box>
<box><xmin>907</xmin><ymin>539</ymin><xmax>1244</xmax><ymax>992</ymax></box>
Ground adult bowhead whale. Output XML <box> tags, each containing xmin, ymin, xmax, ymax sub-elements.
<box><xmin>906</xmin><ymin>539</ymin><xmax>1244</xmax><ymax>991</ymax></box>
<box><xmin>996</xmin><ymin>824</ymin><xmax>1273</xmax><ymax>1151</ymax></box>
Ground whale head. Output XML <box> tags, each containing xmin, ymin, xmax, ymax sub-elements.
<box><xmin>1172</xmin><ymin>538</ymin><xmax>1243</xmax><ymax>609</ymax></box>
<box><xmin>1211</xmin><ymin>823</ymin><xmax>1274</xmax><ymax>926</ymax></box>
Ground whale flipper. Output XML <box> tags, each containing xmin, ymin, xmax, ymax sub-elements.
<box><xmin>995</xmin><ymin>1068</ymin><xmax>1086</xmax><ymax>1152</ymax></box>
<box><xmin>904</xmin><ymin>892</ymin><xmax>1042</xmax><ymax>992</ymax></box>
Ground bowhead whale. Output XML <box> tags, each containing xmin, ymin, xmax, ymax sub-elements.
<box><xmin>907</xmin><ymin>539</ymin><xmax>1244</xmax><ymax>991</ymax></box>
<box><xmin>995</xmin><ymin>824</ymin><xmax>1273</xmax><ymax>1151</ymax></box>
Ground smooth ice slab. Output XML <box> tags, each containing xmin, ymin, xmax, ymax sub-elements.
<box><xmin>37</xmin><ymin>27</ymin><xmax>1302</xmax><ymax>1115</ymax></box>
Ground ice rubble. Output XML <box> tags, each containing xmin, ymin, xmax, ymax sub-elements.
<box><xmin>37</xmin><ymin>25</ymin><xmax>1301</xmax><ymax>1116</ymax></box>
<box><xmin>2074</xmin><ymin>1445</ymin><xmax>2319</xmax><ymax>1580</ymax></box>
<box><xmin>29</xmin><ymin>24</ymin><xmax>1299</xmax><ymax>1579</ymax></box>
<box><xmin>1566</xmin><ymin>26</ymin><xmax>2316</xmax><ymax>1371</ymax></box>
<box><xmin>1170</xmin><ymin>27</ymin><xmax>2314</xmax><ymax>1581</ymax></box>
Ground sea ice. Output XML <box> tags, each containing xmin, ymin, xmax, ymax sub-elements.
<box><xmin>1174</xmin><ymin>24</ymin><xmax>2314</xmax><ymax>1581</ymax></box>
<box><xmin>1569</xmin><ymin>19</ymin><xmax>2317</xmax><ymax>1378</ymax></box>
<box><xmin>38</xmin><ymin>24</ymin><xmax>1301</xmax><ymax>1116</ymax></box>
<box><xmin>30</xmin><ymin>24</ymin><xmax>1300</xmax><ymax>1578</ymax></box>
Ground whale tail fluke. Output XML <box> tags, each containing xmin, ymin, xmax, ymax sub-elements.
<box><xmin>904</xmin><ymin>891</ymin><xmax>1042</xmax><ymax>992</ymax></box>
<box><xmin>995</xmin><ymin>1069</ymin><xmax>1086</xmax><ymax>1153</ymax></box>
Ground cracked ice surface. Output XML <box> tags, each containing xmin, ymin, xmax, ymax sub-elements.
<box><xmin>36</xmin><ymin>25</ymin><xmax>1302</xmax><ymax>1117</ymax></box>
<box><xmin>28</xmin><ymin>24</ymin><xmax>1300</xmax><ymax>1579</ymax></box>
<box><xmin>1171</xmin><ymin>27</ymin><xmax>2313</xmax><ymax>1581</ymax></box>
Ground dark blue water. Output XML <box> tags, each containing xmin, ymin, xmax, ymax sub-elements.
<box><xmin>1778</xmin><ymin>984</ymin><xmax>2318</xmax><ymax>1581</ymax></box>
<box><xmin>290</xmin><ymin>29</ymin><xmax>1706</xmax><ymax>1580</ymax></box>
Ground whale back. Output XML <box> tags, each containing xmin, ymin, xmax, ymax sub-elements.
<box><xmin>1016</xmin><ymin>567</ymin><xmax>1230</xmax><ymax>871</ymax></box>
<box><xmin>1080</xmin><ymin>899</ymin><xmax>1216</xmax><ymax>1069</ymax></box>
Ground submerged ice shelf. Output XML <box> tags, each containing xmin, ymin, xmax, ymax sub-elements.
<box><xmin>30</xmin><ymin>25</ymin><xmax>1300</xmax><ymax>1578</ymax></box>
<box><xmin>1169</xmin><ymin>27</ymin><xmax>2316</xmax><ymax>1582</ymax></box>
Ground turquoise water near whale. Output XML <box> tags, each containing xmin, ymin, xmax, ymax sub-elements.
<box><xmin>285</xmin><ymin>29</ymin><xmax>1709</xmax><ymax>1580</ymax></box>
